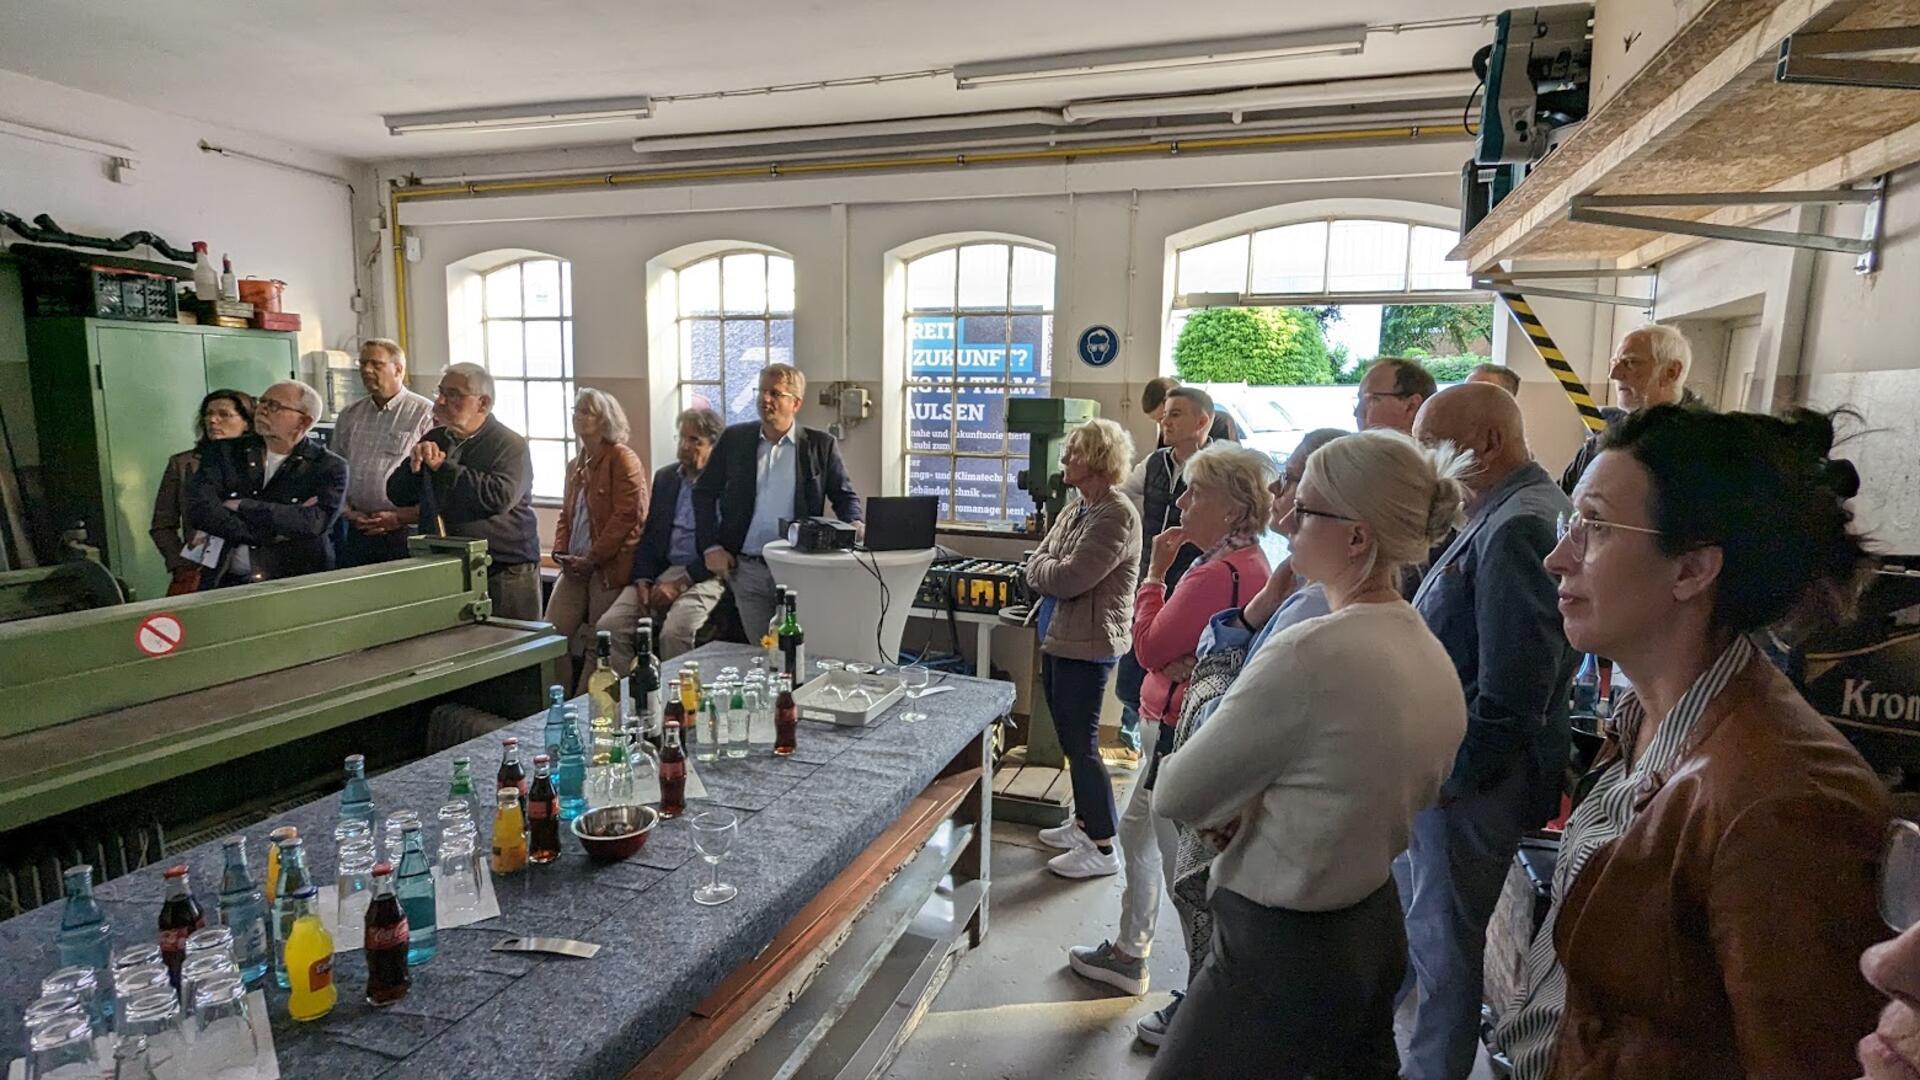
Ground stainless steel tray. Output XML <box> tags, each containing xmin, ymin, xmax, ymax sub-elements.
<box><xmin>793</xmin><ymin>671</ymin><xmax>904</xmax><ymax>726</ymax></box>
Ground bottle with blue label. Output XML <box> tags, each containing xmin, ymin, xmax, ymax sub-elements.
<box><xmin>338</xmin><ymin>754</ymin><xmax>375</xmax><ymax>834</ymax></box>
<box><xmin>394</xmin><ymin>821</ymin><xmax>437</xmax><ymax>966</ymax></box>
<box><xmin>217</xmin><ymin>836</ymin><xmax>272</xmax><ymax>987</ymax></box>
<box><xmin>56</xmin><ymin>864</ymin><xmax>113</xmax><ymax>1016</ymax></box>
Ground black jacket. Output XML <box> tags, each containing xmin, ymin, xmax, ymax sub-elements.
<box><xmin>386</xmin><ymin>414</ymin><xmax>540</xmax><ymax>566</ymax></box>
<box><xmin>187</xmin><ymin>434</ymin><xmax>347</xmax><ymax>582</ymax></box>
<box><xmin>630</xmin><ymin>464</ymin><xmax>712</xmax><ymax>584</ymax></box>
<box><xmin>694</xmin><ymin>422</ymin><xmax>862</xmax><ymax>557</ymax></box>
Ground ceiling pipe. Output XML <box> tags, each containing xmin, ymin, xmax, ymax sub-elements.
<box><xmin>632</xmin><ymin>109</ymin><xmax>1069</xmax><ymax>154</ymax></box>
<box><xmin>1061</xmin><ymin>70</ymin><xmax>1478</xmax><ymax>123</ymax></box>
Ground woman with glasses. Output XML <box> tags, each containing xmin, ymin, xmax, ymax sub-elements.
<box><xmin>151</xmin><ymin>389</ymin><xmax>255</xmax><ymax>595</ymax></box>
<box><xmin>1493</xmin><ymin>404</ymin><xmax>1888</xmax><ymax>1079</ymax></box>
<box><xmin>545</xmin><ymin>388</ymin><xmax>647</xmax><ymax>692</ymax></box>
<box><xmin>1025</xmin><ymin>417</ymin><xmax>1141</xmax><ymax>881</ymax></box>
<box><xmin>1150</xmin><ymin>429</ymin><xmax>1469</xmax><ymax>1079</ymax></box>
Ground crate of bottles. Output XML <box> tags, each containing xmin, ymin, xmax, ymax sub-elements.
<box><xmin>915</xmin><ymin>557</ymin><xmax>1030</xmax><ymax>615</ymax></box>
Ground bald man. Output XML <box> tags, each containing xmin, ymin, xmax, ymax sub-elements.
<box><xmin>1399</xmin><ymin>383</ymin><xmax>1578</xmax><ymax>1080</ymax></box>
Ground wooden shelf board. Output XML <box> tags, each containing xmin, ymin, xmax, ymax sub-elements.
<box><xmin>1455</xmin><ymin>0</ymin><xmax>1920</xmax><ymax>271</ymax></box>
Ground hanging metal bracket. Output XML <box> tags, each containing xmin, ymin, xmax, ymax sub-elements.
<box><xmin>1776</xmin><ymin>26</ymin><xmax>1920</xmax><ymax>91</ymax></box>
<box><xmin>1473</xmin><ymin>267</ymin><xmax>1656</xmax><ymax>310</ymax></box>
<box><xmin>1566</xmin><ymin>177</ymin><xmax>1889</xmax><ymax>273</ymax></box>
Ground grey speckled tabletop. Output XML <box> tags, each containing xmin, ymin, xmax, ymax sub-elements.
<box><xmin>0</xmin><ymin>644</ymin><xmax>1012</xmax><ymax>1078</ymax></box>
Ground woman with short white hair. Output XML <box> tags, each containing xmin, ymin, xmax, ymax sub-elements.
<box><xmin>1150</xmin><ymin>430</ymin><xmax>1470</xmax><ymax>1079</ymax></box>
<box><xmin>547</xmin><ymin>387</ymin><xmax>648</xmax><ymax>691</ymax></box>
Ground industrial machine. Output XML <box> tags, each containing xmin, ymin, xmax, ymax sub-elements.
<box><xmin>0</xmin><ymin>537</ymin><xmax>565</xmax><ymax>914</ymax></box>
<box><xmin>1007</xmin><ymin>396</ymin><xmax>1099</xmax><ymax>536</ymax></box>
<box><xmin>1462</xmin><ymin>4</ymin><xmax>1595</xmax><ymax>232</ymax></box>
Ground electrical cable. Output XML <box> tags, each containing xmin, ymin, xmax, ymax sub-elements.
<box><xmin>1462</xmin><ymin>78</ymin><xmax>1484</xmax><ymax>137</ymax></box>
<box><xmin>852</xmin><ymin>545</ymin><xmax>892</xmax><ymax>666</ymax></box>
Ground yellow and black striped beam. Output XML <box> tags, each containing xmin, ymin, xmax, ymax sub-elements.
<box><xmin>1498</xmin><ymin>291</ymin><xmax>1607</xmax><ymax>433</ymax></box>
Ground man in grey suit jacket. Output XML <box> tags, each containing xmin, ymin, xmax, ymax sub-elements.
<box><xmin>1399</xmin><ymin>383</ymin><xmax>1578</xmax><ymax>1080</ymax></box>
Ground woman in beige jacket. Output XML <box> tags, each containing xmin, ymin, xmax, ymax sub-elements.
<box><xmin>1026</xmin><ymin>417</ymin><xmax>1141</xmax><ymax>879</ymax></box>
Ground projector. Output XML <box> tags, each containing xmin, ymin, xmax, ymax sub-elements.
<box><xmin>788</xmin><ymin>517</ymin><xmax>856</xmax><ymax>553</ymax></box>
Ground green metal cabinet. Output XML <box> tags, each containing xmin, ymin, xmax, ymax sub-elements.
<box><xmin>24</xmin><ymin>319</ymin><xmax>297</xmax><ymax>601</ymax></box>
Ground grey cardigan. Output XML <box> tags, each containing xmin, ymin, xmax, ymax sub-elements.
<box><xmin>1027</xmin><ymin>491</ymin><xmax>1140</xmax><ymax>661</ymax></box>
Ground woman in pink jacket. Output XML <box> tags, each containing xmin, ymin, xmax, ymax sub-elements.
<box><xmin>1068</xmin><ymin>443</ymin><xmax>1274</xmax><ymax>1008</ymax></box>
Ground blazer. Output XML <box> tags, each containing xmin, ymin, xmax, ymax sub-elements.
<box><xmin>693</xmin><ymin>422</ymin><xmax>862</xmax><ymax>558</ymax></box>
<box><xmin>150</xmin><ymin>447</ymin><xmax>200</xmax><ymax>574</ymax></box>
<box><xmin>1413</xmin><ymin>461</ymin><xmax>1578</xmax><ymax>815</ymax></box>
<box><xmin>386</xmin><ymin>415</ymin><xmax>541</xmax><ymax>567</ymax></box>
<box><xmin>1550</xmin><ymin>655</ymin><xmax>1890</xmax><ymax>1079</ymax></box>
<box><xmin>186</xmin><ymin>434</ymin><xmax>347</xmax><ymax>582</ymax></box>
<box><xmin>631</xmin><ymin>464</ymin><xmax>711</xmax><ymax>585</ymax></box>
<box><xmin>553</xmin><ymin>443</ymin><xmax>648</xmax><ymax>591</ymax></box>
<box><xmin>1027</xmin><ymin>492</ymin><xmax>1140</xmax><ymax>661</ymax></box>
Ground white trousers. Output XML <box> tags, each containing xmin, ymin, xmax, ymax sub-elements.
<box><xmin>1116</xmin><ymin>721</ymin><xmax>1184</xmax><ymax>959</ymax></box>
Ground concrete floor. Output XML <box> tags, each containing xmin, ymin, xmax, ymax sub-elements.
<box><xmin>884</xmin><ymin>767</ymin><xmax>1498</xmax><ymax>1080</ymax></box>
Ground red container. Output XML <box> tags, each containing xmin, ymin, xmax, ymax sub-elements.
<box><xmin>238</xmin><ymin>278</ymin><xmax>285</xmax><ymax>313</ymax></box>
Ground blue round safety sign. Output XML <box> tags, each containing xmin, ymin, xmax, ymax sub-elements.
<box><xmin>1077</xmin><ymin>325</ymin><xmax>1120</xmax><ymax>367</ymax></box>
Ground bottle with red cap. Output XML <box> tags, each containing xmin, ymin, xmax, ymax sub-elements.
<box><xmin>498</xmin><ymin>737</ymin><xmax>529</xmax><ymax>820</ymax></box>
<box><xmin>363</xmin><ymin>864</ymin><xmax>410</xmax><ymax>1006</ymax></box>
<box><xmin>527</xmin><ymin>754</ymin><xmax>561</xmax><ymax>864</ymax></box>
<box><xmin>156</xmin><ymin>865</ymin><xmax>205</xmax><ymax>986</ymax></box>
<box><xmin>658</xmin><ymin>722</ymin><xmax>687</xmax><ymax>819</ymax></box>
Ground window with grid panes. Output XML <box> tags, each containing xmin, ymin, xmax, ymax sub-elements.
<box><xmin>903</xmin><ymin>242</ymin><xmax>1055</xmax><ymax>527</ymax></box>
<box><xmin>478</xmin><ymin>257</ymin><xmax>574</xmax><ymax>501</ymax></box>
<box><xmin>673</xmin><ymin>251</ymin><xmax>795</xmax><ymax>427</ymax></box>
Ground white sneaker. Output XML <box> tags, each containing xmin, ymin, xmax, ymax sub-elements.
<box><xmin>1047</xmin><ymin>842</ymin><xmax>1120</xmax><ymax>879</ymax></box>
<box><xmin>1038</xmin><ymin>821</ymin><xmax>1087</xmax><ymax>850</ymax></box>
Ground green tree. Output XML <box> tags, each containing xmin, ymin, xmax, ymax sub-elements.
<box><xmin>1380</xmin><ymin>304</ymin><xmax>1495</xmax><ymax>356</ymax></box>
<box><xmin>1172</xmin><ymin>307</ymin><xmax>1334</xmax><ymax>386</ymax></box>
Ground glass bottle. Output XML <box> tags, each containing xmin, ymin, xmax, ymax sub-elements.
<box><xmin>659</xmin><ymin>721</ymin><xmax>687</xmax><ymax>819</ymax></box>
<box><xmin>694</xmin><ymin>691</ymin><xmax>719</xmax><ymax>764</ymax></box>
<box><xmin>779</xmin><ymin>591</ymin><xmax>806</xmax><ymax>684</ymax></box>
<box><xmin>679</xmin><ymin>663</ymin><xmax>702</xmax><ymax>715</ymax></box>
<box><xmin>528</xmin><ymin>755</ymin><xmax>562</xmax><ymax>864</ymax></box>
<box><xmin>775</xmin><ymin>673</ymin><xmax>799</xmax><ymax>756</ymax></box>
<box><xmin>448</xmin><ymin>756</ymin><xmax>480</xmax><ymax>820</ymax></box>
<box><xmin>764</xmin><ymin>585</ymin><xmax>788</xmax><ymax>671</ymax></box>
<box><xmin>586</xmin><ymin>630</ymin><xmax>620</xmax><ymax>727</ymax></box>
<box><xmin>216</xmin><ymin>836</ymin><xmax>271</xmax><ymax>987</ymax></box>
<box><xmin>263</xmin><ymin>824</ymin><xmax>296</xmax><ymax>907</ymax></box>
<box><xmin>338</xmin><ymin>753</ymin><xmax>375</xmax><ymax>835</ymax></box>
<box><xmin>269</xmin><ymin>836</ymin><xmax>311</xmax><ymax>989</ymax></box>
<box><xmin>283</xmin><ymin>887</ymin><xmax>336</xmax><ymax>1021</ymax></box>
<box><xmin>606</xmin><ymin>727</ymin><xmax>635</xmax><ymax>805</ymax></box>
<box><xmin>498</xmin><ymin>737</ymin><xmax>529</xmax><ymax>816</ymax></box>
<box><xmin>557</xmin><ymin>703</ymin><xmax>588</xmax><ymax>822</ymax></box>
<box><xmin>491</xmin><ymin>786</ymin><xmax>529</xmax><ymax>875</ymax></box>
<box><xmin>363</xmin><ymin>864</ymin><xmax>410</xmax><ymax>1007</ymax></box>
<box><xmin>394</xmin><ymin>821</ymin><xmax>437</xmax><ymax>966</ymax></box>
<box><xmin>542</xmin><ymin>684</ymin><xmax>569</xmax><ymax>765</ymax></box>
<box><xmin>728</xmin><ymin>686</ymin><xmax>753</xmax><ymax>759</ymax></box>
<box><xmin>1571</xmin><ymin>653</ymin><xmax>1599</xmax><ymax>715</ymax></box>
<box><xmin>662</xmin><ymin>675</ymin><xmax>685</xmax><ymax>756</ymax></box>
<box><xmin>156</xmin><ymin>865</ymin><xmax>204</xmax><ymax>987</ymax></box>
<box><xmin>57</xmin><ymin>864</ymin><xmax>113</xmax><ymax>1005</ymax></box>
<box><xmin>630</xmin><ymin>618</ymin><xmax>662</xmax><ymax>741</ymax></box>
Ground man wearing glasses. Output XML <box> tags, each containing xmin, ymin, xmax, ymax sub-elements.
<box><xmin>186</xmin><ymin>379</ymin><xmax>347</xmax><ymax>588</ymax></box>
<box><xmin>1559</xmin><ymin>324</ymin><xmax>1698</xmax><ymax>495</ymax></box>
<box><xmin>1354</xmin><ymin>356</ymin><xmax>1438</xmax><ymax>435</ymax></box>
<box><xmin>694</xmin><ymin>363</ymin><xmax>862</xmax><ymax>636</ymax></box>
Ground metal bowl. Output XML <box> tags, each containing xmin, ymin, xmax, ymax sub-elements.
<box><xmin>570</xmin><ymin>804</ymin><xmax>659</xmax><ymax>863</ymax></box>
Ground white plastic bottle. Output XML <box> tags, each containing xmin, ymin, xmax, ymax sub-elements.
<box><xmin>192</xmin><ymin>242</ymin><xmax>219</xmax><ymax>300</ymax></box>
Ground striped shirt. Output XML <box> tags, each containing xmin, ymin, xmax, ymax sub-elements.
<box><xmin>1495</xmin><ymin>636</ymin><xmax>1755</xmax><ymax>1079</ymax></box>
<box><xmin>333</xmin><ymin>388</ymin><xmax>434</xmax><ymax>513</ymax></box>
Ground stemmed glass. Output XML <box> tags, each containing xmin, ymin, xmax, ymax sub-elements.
<box><xmin>815</xmin><ymin>659</ymin><xmax>847</xmax><ymax>704</ymax></box>
<box><xmin>691</xmin><ymin>809</ymin><xmax>739</xmax><ymax>906</ymax></box>
<box><xmin>898</xmin><ymin>665</ymin><xmax>931</xmax><ymax>723</ymax></box>
<box><xmin>844</xmin><ymin>662</ymin><xmax>876</xmax><ymax>709</ymax></box>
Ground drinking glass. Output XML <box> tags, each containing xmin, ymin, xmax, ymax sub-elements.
<box><xmin>898</xmin><ymin>665</ymin><xmax>932</xmax><ymax>723</ymax></box>
<box><xmin>38</xmin><ymin>967</ymin><xmax>102</xmax><ymax>1034</ymax></box>
<box><xmin>25</xmin><ymin>1014</ymin><xmax>99</xmax><ymax>1079</ymax></box>
<box><xmin>112</xmin><ymin>944</ymin><xmax>163</xmax><ymax>979</ymax></box>
<box><xmin>22</xmin><ymin>994</ymin><xmax>85</xmax><ymax>1032</ymax></box>
<box><xmin>690</xmin><ymin>809</ymin><xmax>739</xmax><ymax>906</ymax></box>
<box><xmin>815</xmin><ymin>659</ymin><xmax>847</xmax><ymax>703</ymax></box>
<box><xmin>112</xmin><ymin>966</ymin><xmax>171</xmax><ymax>1014</ymax></box>
<box><xmin>844</xmin><ymin>662</ymin><xmax>876</xmax><ymax>708</ymax></box>
<box><xmin>112</xmin><ymin>1034</ymin><xmax>157</xmax><ymax>1080</ymax></box>
<box><xmin>185</xmin><ymin>925</ymin><xmax>235</xmax><ymax>964</ymax></box>
<box><xmin>437</xmin><ymin>800</ymin><xmax>477</xmax><ymax>860</ymax></box>
<box><xmin>117</xmin><ymin>990</ymin><xmax>189</xmax><ymax>1075</ymax></box>
<box><xmin>332</xmin><ymin>817</ymin><xmax>372</xmax><ymax>847</ymax></box>
<box><xmin>437</xmin><ymin>834</ymin><xmax>482</xmax><ymax>921</ymax></box>
<box><xmin>177</xmin><ymin>953</ymin><xmax>237</xmax><ymax>1021</ymax></box>
<box><xmin>189</xmin><ymin>975</ymin><xmax>257</xmax><ymax>1075</ymax></box>
<box><xmin>335</xmin><ymin>848</ymin><xmax>377</xmax><ymax>940</ymax></box>
<box><xmin>383</xmin><ymin>810</ymin><xmax>421</xmax><ymax>864</ymax></box>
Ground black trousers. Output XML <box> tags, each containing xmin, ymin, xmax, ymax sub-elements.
<box><xmin>338</xmin><ymin>524</ymin><xmax>412</xmax><ymax>568</ymax></box>
<box><xmin>1041</xmin><ymin>654</ymin><xmax>1119</xmax><ymax>841</ymax></box>
<box><xmin>1149</xmin><ymin>881</ymin><xmax>1405</xmax><ymax>1080</ymax></box>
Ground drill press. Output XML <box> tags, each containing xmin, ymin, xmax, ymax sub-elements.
<box><xmin>1006</xmin><ymin>397</ymin><xmax>1099</xmax><ymax>536</ymax></box>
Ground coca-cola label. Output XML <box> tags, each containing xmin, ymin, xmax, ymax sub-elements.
<box><xmin>528</xmin><ymin>799</ymin><xmax>554</xmax><ymax>821</ymax></box>
<box><xmin>158</xmin><ymin>926</ymin><xmax>193</xmax><ymax>955</ymax></box>
<box><xmin>308</xmin><ymin>955</ymin><xmax>333</xmax><ymax>991</ymax></box>
<box><xmin>365</xmin><ymin>922</ymin><xmax>410</xmax><ymax>952</ymax></box>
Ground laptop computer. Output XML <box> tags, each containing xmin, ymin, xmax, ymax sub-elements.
<box><xmin>863</xmin><ymin>496</ymin><xmax>938</xmax><ymax>551</ymax></box>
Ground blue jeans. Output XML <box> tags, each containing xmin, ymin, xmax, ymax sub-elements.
<box><xmin>1116</xmin><ymin>650</ymin><xmax>1146</xmax><ymax>752</ymax></box>
<box><xmin>1397</xmin><ymin>763</ymin><xmax>1537</xmax><ymax>1080</ymax></box>
<box><xmin>1042</xmin><ymin>654</ymin><xmax>1120</xmax><ymax>842</ymax></box>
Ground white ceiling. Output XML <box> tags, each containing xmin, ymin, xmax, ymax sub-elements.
<box><xmin>0</xmin><ymin>1</ymin><xmax>1505</xmax><ymax>163</ymax></box>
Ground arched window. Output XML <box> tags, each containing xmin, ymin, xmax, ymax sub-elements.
<box><xmin>473</xmin><ymin>256</ymin><xmax>574</xmax><ymax>500</ymax></box>
<box><xmin>671</xmin><ymin>250</ymin><xmax>795</xmax><ymax>425</ymax></box>
<box><xmin>903</xmin><ymin>241</ymin><xmax>1055</xmax><ymax>527</ymax></box>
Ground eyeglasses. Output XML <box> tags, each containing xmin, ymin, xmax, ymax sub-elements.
<box><xmin>758</xmin><ymin>389</ymin><xmax>801</xmax><ymax>402</ymax></box>
<box><xmin>1882</xmin><ymin>819</ymin><xmax>1920</xmax><ymax>931</ymax></box>
<box><xmin>256</xmin><ymin>399</ymin><xmax>310</xmax><ymax>419</ymax></box>
<box><xmin>1357</xmin><ymin>391</ymin><xmax>1415</xmax><ymax>406</ymax></box>
<box><xmin>1554</xmin><ymin>510</ymin><xmax>1662</xmax><ymax>561</ymax></box>
<box><xmin>1286</xmin><ymin>503</ymin><xmax>1355</xmax><ymax>524</ymax></box>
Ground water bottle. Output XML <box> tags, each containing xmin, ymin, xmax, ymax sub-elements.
<box><xmin>395</xmin><ymin>822</ymin><xmax>437</xmax><ymax>966</ymax></box>
<box><xmin>557</xmin><ymin>703</ymin><xmax>588</xmax><ymax>822</ymax></box>
<box><xmin>1572</xmin><ymin>653</ymin><xmax>1600</xmax><ymax>716</ymax></box>
<box><xmin>56</xmin><ymin>865</ymin><xmax>113</xmax><ymax>1018</ymax></box>
<box><xmin>339</xmin><ymin>754</ymin><xmax>376</xmax><ymax>834</ymax></box>
<box><xmin>542</xmin><ymin>684</ymin><xmax>568</xmax><ymax>764</ymax></box>
<box><xmin>217</xmin><ymin>837</ymin><xmax>272</xmax><ymax>987</ymax></box>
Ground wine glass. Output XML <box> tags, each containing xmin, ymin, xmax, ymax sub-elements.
<box><xmin>844</xmin><ymin>662</ymin><xmax>876</xmax><ymax>708</ymax></box>
<box><xmin>690</xmin><ymin>809</ymin><xmax>739</xmax><ymax>906</ymax></box>
<box><xmin>898</xmin><ymin>665</ymin><xmax>931</xmax><ymax>723</ymax></box>
<box><xmin>815</xmin><ymin>659</ymin><xmax>847</xmax><ymax>704</ymax></box>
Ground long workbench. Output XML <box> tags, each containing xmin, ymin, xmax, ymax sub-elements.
<box><xmin>0</xmin><ymin>643</ymin><xmax>1012</xmax><ymax>1078</ymax></box>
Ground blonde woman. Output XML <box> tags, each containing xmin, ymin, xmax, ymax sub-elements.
<box><xmin>1151</xmin><ymin>430</ymin><xmax>1470</xmax><ymax>1079</ymax></box>
<box><xmin>1026</xmin><ymin>417</ymin><xmax>1141</xmax><ymax>879</ymax></box>
<box><xmin>547</xmin><ymin>388</ymin><xmax>648</xmax><ymax>690</ymax></box>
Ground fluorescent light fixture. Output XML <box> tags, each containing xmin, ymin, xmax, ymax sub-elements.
<box><xmin>385</xmin><ymin>96</ymin><xmax>654</xmax><ymax>136</ymax></box>
<box><xmin>1062</xmin><ymin>71</ymin><xmax>1477</xmax><ymax>123</ymax></box>
<box><xmin>953</xmin><ymin>26</ymin><xmax>1366</xmax><ymax>89</ymax></box>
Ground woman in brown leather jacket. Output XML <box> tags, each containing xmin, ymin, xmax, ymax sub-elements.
<box><xmin>546</xmin><ymin>387</ymin><xmax>647</xmax><ymax>691</ymax></box>
<box><xmin>150</xmin><ymin>389</ymin><xmax>254</xmax><ymax>595</ymax></box>
<box><xmin>1494</xmin><ymin>404</ymin><xmax>1889</xmax><ymax>1079</ymax></box>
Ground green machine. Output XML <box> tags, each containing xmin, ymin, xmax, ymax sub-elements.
<box><xmin>0</xmin><ymin>537</ymin><xmax>565</xmax><ymax>909</ymax></box>
<box><xmin>25</xmin><ymin>318</ymin><xmax>298</xmax><ymax>603</ymax></box>
<box><xmin>1000</xmin><ymin>396</ymin><xmax>1099</xmax><ymax>827</ymax></box>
